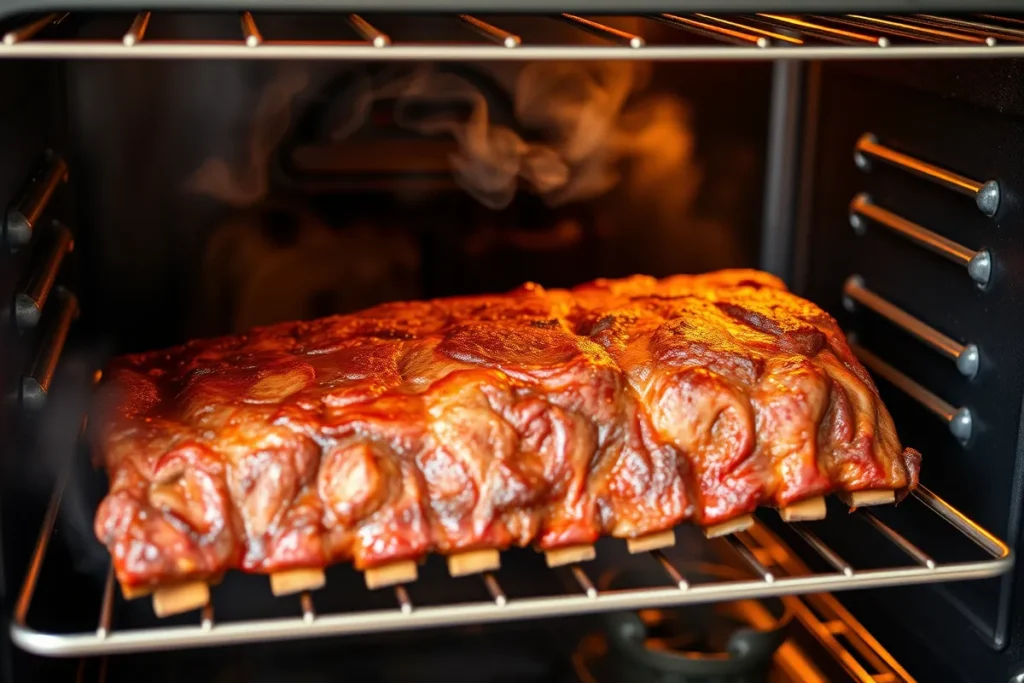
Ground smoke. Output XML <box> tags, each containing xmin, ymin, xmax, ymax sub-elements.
<box><xmin>185</xmin><ymin>61</ymin><xmax>698</xmax><ymax>213</ymax></box>
<box><xmin>185</xmin><ymin>66</ymin><xmax>310</xmax><ymax>207</ymax></box>
<box><xmin>23</xmin><ymin>348</ymin><xmax>115</xmax><ymax>582</ymax></box>
<box><xmin>334</xmin><ymin>62</ymin><xmax>695</xmax><ymax>211</ymax></box>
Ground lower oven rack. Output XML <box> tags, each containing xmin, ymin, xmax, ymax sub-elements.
<box><xmin>10</xmin><ymin>479</ymin><xmax>1012</xmax><ymax>657</ymax></box>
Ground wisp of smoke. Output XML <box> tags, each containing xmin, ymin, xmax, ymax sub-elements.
<box><xmin>184</xmin><ymin>62</ymin><xmax>698</xmax><ymax>214</ymax></box>
<box><xmin>184</xmin><ymin>66</ymin><xmax>310</xmax><ymax>207</ymax></box>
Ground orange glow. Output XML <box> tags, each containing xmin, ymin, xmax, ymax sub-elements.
<box><xmin>757</xmin><ymin>14</ymin><xmax>879</xmax><ymax>43</ymax></box>
<box><xmin>693</xmin><ymin>13</ymin><xmax>804</xmax><ymax>44</ymax></box>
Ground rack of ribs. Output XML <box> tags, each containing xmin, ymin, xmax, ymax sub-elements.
<box><xmin>92</xmin><ymin>269</ymin><xmax>920</xmax><ymax>602</ymax></box>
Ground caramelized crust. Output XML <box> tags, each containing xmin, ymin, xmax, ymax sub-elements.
<box><xmin>92</xmin><ymin>270</ymin><xmax>919</xmax><ymax>590</ymax></box>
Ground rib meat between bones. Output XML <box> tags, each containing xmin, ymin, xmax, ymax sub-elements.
<box><xmin>93</xmin><ymin>270</ymin><xmax>920</xmax><ymax>590</ymax></box>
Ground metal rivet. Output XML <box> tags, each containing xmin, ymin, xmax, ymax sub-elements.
<box><xmin>949</xmin><ymin>407</ymin><xmax>973</xmax><ymax>444</ymax></box>
<box><xmin>850</xmin><ymin>193</ymin><xmax>870</xmax><ymax>234</ymax></box>
<box><xmin>849</xmin><ymin>213</ymin><xmax>865</xmax><ymax>235</ymax></box>
<box><xmin>14</xmin><ymin>294</ymin><xmax>41</xmax><ymax>329</ymax></box>
<box><xmin>854</xmin><ymin>133</ymin><xmax>877</xmax><ymax>171</ymax></box>
<box><xmin>5</xmin><ymin>214</ymin><xmax>32</xmax><ymax>248</ymax></box>
<box><xmin>956</xmin><ymin>344</ymin><xmax>980</xmax><ymax>379</ymax></box>
<box><xmin>842</xmin><ymin>274</ymin><xmax>864</xmax><ymax>312</ymax></box>
<box><xmin>976</xmin><ymin>180</ymin><xmax>1000</xmax><ymax>217</ymax></box>
<box><xmin>968</xmin><ymin>250</ymin><xmax>992</xmax><ymax>287</ymax></box>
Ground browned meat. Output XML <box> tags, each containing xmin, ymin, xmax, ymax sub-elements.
<box><xmin>93</xmin><ymin>270</ymin><xmax>919</xmax><ymax>591</ymax></box>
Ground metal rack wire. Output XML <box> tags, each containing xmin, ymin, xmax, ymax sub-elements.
<box><xmin>10</xmin><ymin>475</ymin><xmax>1012</xmax><ymax>657</ymax></box>
<box><xmin>2</xmin><ymin>11</ymin><xmax>1024</xmax><ymax>59</ymax></box>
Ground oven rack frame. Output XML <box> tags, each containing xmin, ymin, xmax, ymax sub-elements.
<box><xmin>10</xmin><ymin>479</ymin><xmax>1012</xmax><ymax>658</ymax></box>
<box><xmin>3</xmin><ymin>11</ymin><xmax>1024</xmax><ymax>59</ymax></box>
<box><xmin>4</xmin><ymin>1</ymin><xmax>1024</xmax><ymax>14</ymax></box>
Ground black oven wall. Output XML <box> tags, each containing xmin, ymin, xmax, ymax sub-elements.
<box><xmin>0</xmin><ymin>59</ymin><xmax>76</xmax><ymax>683</ymax></box>
<box><xmin>793</xmin><ymin>58</ymin><xmax>1024</xmax><ymax>683</ymax></box>
<box><xmin>63</xmin><ymin>58</ymin><xmax>770</xmax><ymax>353</ymax></box>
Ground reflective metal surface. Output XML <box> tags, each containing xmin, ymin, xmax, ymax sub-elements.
<box><xmin>851</xmin><ymin>341</ymin><xmax>974</xmax><ymax>443</ymax></box>
<box><xmin>849</xmin><ymin>193</ymin><xmax>991</xmax><ymax>287</ymax></box>
<box><xmin>20</xmin><ymin>288</ymin><xmax>78</xmax><ymax>410</ymax></box>
<box><xmin>855</xmin><ymin>133</ymin><xmax>1001</xmax><ymax>216</ymax></box>
<box><xmin>2</xmin><ymin>12</ymin><xmax>1024</xmax><ymax>59</ymax></box>
<box><xmin>10</xmin><ymin>477</ymin><xmax>1011</xmax><ymax>657</ymax></box>
<box><xmin>121</xmin><ymin>11</ymin><xmax>150</xmax><ymax>46</ymax></box>
<box><xmin>240</xmin><ymin>11</ymin><xmax>262</xmax><ymax>47</ymax></box>
<box><xmin>347</xmin><ymin>13</ymin><xmax>389</xmax><ymax>47</ymax></box>
<box><xmin>458</xmin><ymin>14</ymin><xmax>519</xmax><ymax>48</ymax></box>
<box><xmin>4</xmin><ymin>150</ymin><xmax>68</xmax><ymax>249</ymax></box>
<box><xmin>844</xmin><ymin>275</ymin><xmax>980</xmax><ymax>378</ymax></box>
<box><xmin>14</xmin><ymin>222</ymin><xmax>73</xmax><ymax>330</ymax></box>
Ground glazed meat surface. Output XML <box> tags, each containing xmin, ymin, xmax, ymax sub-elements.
<box><xmin>93</xmin><ymin>270</ymin><xmax>920</xmax><ymax>590</ymax></box>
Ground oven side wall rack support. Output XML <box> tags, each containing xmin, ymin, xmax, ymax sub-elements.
<box><xmin>789</xmin><ymin>57</ymin><xmax>1024</xmax><ymax>680</ymax></box>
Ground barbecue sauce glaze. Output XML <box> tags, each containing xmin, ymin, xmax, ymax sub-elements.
<box><xmin>93</xmin><ymin>270</ymin><xmax>920</xmax><ymax>589</ymax></box>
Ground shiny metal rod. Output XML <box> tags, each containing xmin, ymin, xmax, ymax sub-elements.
<box><xmin>851</xmin><ymin>341</ymin><xmax>973</xmax><ymax>444</ymax></box>
<box><xmin>757</xmin><ymin>13</ymin><xmax>888</xmax><ymax>45</ymax></box>
<box><xmin>844</xmin><ymin>275</ymin><xmax>979</xmax><ymax>378</ymax></box>
<box><xmin>849</xmin><ymin>194</ymin><xmax>991</xmax><ymax>287</ymax></box>
<box><xmin>3</xmin><ymin>12</ymin><xmax>64</xmax><ymax>45</ymax></box>
<box><xmin>913</xmin><ymin>484</ymin><xmax>1008</xmax><ymax>559</ymax></box>
<box><xmin>241</xmin><ymin>12</ymin><xmax>262</xmax><ymax>47</ymax></box>
<box><xmin>5</xmin><ymin>150</ymin><xmax>68</xmax><ymax>249</ymax></box>
<box><xmin>815</xmin><ymin>14</ymin><xmax>946</xmax><ymax>43</ymax></box>
<box><xmin>300</xmin><ymin>592</ymin><xmax>315</xmax><ymax>624</ymax></box>
<box><xmin>96</xmin><ymin>568</ymin><xmax>115</xmax><ymax>639</ymax></box>
<box><xmin>693</xmin><ymin>13</ymin><xmax>803</xmax><ymax>44</ymax></box>
<box><xmin>394</xmin><ymin>586</ymin><xmax>413</xmax><ymax>614</ymax></box>
<box><xmin>22</xmin><ymin>288</ymin><xmax>78</xmax><ymax>411</ymax></box>
<box><xmin>457</xmin><ymin>15</ymin><xmax>519</xmax><ymax>48</ymax></box>
<box><xmin>847</xmin><ymin>14</ymin><xmax>989</xmax><ymax>44</ymax></box>
<box><xmin>482</xmin><ymin>573</ymin><xmax>507</xmax><ymax>606</ymax></box>
<box><xmin>977</xmin><ymin>14</ymin><xmax>1024</xmax><ymax>28</ymax></box>
<box><xmin>5</xmin><ymin>42</ymin><xmax>1024</xmax><ymax>61</ymax></box>
<box><xmin>854</xmin><ymin>133</ymin><xmax>1000</xmax><ymax>216</ymax></box>
<box><xmin>651</xmin><ymin>550</ymin><xmax>689</xmax><ymax>589</ymax></box>
<box><xmin>122</xmin><ymin>12</ymin><xmax>151</xmax><ymax>46</ymax></box>
<box><xmin>862</xmin><ymin>512</ymin><xmax>937</xmax><ymax>569</ymax></box>
<box><xmin>13</xmin><ymin>472</ymin><xmax>65</xmax><ymax>625</ymax></box>
<box><xmin>654</xmin><ymin>13</ymin><xmax>769</xmax><ymax>46</ymax></box>
<box><xmin>201</xmin><ymin>604</ymin><xmax>214</xmax><ymax>632</ymax></box>
<box><xmin>725</xmin><ymin>536</ymin><xmax>775</xmax><ymax>583</ymax></box>
<box><xmin>561</xmin><ymin>14</ymin><xmax>644</xmax><ymax>48</ymax></box>
<box><xmin>348</xmin><ymin>14</ymin><xmax>390</xmax><ymax>47</ymax></box>
<box><xmin>571</xmin><ymin>566</ymin><xmax>598</xmax><ymax>598</ymax></box>
<box><xmin>790</xmin><ymin>524</ymin><xmax>854</xmax><ymax>577</ymax></box>
<box><xmin>15</xmin><ymin>222</ymin><xmax>73</xmax><ymax>330</ymax></box>
<box><xmin>908</xmin><ymin>15</ymin><xmax>1024</xmax><ymax>41</ymax></box>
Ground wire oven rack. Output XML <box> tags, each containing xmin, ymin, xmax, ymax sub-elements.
<box><xmin>10</xmin><ymin>475</ymin><xmax>1012</xmax><ymax>657</ymax></box>
<box><xmin>2</xmin><ymin>11</ymin><xmax>1024</xmax><ymax>59</ymax></box>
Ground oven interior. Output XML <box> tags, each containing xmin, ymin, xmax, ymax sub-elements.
<box><xmin>2</xmin><ymin>10</ymin><xmax>1024</xmax><ymax>683</ymax></box>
